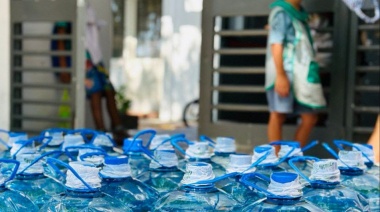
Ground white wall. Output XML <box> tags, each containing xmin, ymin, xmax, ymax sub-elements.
<box><xmin>159</xmin><ymin>0</ymin><xmax>202</xmax><ymax>121</ymax></box>
<box><xmin>0</xmin><ymin>1</ymin><xmax>10</xmax><ymax>130</ymax></box>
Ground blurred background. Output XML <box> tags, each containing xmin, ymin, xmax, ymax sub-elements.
<box><xmin>0</xmin><ymin>0</ymin><xmax>378</xmax><ymax>155</ymax></box>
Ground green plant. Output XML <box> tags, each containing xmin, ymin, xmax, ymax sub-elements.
<box><xmin>115</xmin><ymin>85</ymin><xmax>131</xmax><ymax>114</ymax></box>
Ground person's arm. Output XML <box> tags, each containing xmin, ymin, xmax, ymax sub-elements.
<box><xmin>271</xmin><ymin>44</ymin><xmax>290</xmax><ymax>97</ymax></box>
<box><xmin>368</xmin><ymin>115</ymin><xmax>380</xmax><ymax>163</ymax></box>
<box><xmin>268</xmin><ymin>11</ymin><xmax>291</xmax><ymax>97</ymax></box>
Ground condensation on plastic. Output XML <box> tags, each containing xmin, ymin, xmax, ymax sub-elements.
<box><xmin>226</xmin><ymin>154</ymin><xmax>256</xmax><ymax>174</ymax></box>
<box><xmin>267</xmin><ymin>174</ymin><xmax>303</xmax><ymax>198</ymax></box>
<box><xmin>16</xmin><ymin>153</ymin><xmax>44</xmax><ymax>174</ymax></box>
<box><xmin>181</xmin><ymin>162</ymin><xmax>215</xmax><ymax>185</ymax></box>
<box><xmin>214</xmin><ymin>137</ymin><xmax>236</xmax><ymax>153</ymax></box>
<box><xmin>353</xmin><ymin>143</ymin><xmax>375</xmax><ymax>163</ymax></box>
<box><xmin>338</xmin><ymin>150</ymin><xmax>367</xmax><ymax>170</ymax></box>
<box><xmin>65</xmin><ymin>162</ymin><xmax>101</xmax><ymax>189</ymax></box>
<box><xmin>61</xmin><ymin>135</ymin><xmax>85</xmax><ymax>151</ymax></box>
<box><xmin>43</xmin><ymin>132</ymin><xmax>64</xmax><ymax>146</ymax></box>
<box><xmin>150</xmin><ymin>150</ymin><xmax>179</xmax><ymax>169</ymax></box>
<box><xmin>278</xmin><ymin>145</ymin><xmax>303</xmax><ymax>158</ymax></box>
<box><xmin>251</xmin><ymin>145</ymin><xmax>279</xmax><ymax>165</ymax></box>
<box><xmin>309</xmin><ymin>159</ymin><xmax>340</xmax><ymax>183</ymax></box>
<box><xmin>92</xmin><ymin>134</ymin><xmax>114</xmax><ymax>147</ymax></box>
<box><xmin>100</xmin><ymin>163</ymin><xmax>131</xmax><ymax>178</ymax></box>
<box><xmin>185</xmin><ymin>142</ymin><xmax>213</xmax><ymax>159</ymax></box>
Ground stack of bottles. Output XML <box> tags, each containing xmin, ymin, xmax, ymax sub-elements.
<box><xmin>0</xmin><ymin>128</ymin><xmax>379</xmax><ymax>211</ymax></box>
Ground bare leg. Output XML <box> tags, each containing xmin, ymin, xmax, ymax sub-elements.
<box><xmin>104</xmin><ymin>89</ymin><xmax>128</xmax><ymax>146</ymax></box>
<box><xmin>90</xmin><ymin>92</ymin><xmax>105</xmax><ymax>131</ymax></box>
<box><xmin>368</xmin><ymin>115</ymin><xmax>380</xmax><ymax>163</ymax></box>
<box><xmin>294</xmin><ymin>113</ymin><xmax>318</xmax><ymax>147</ymax></box>
<box><xmin>268</xmin><ymin>112</ymin><xmax>287</xmax><ymax>153</ymax></box>
<box><xmin>104</xmin><ymin>90</ymin><xmax>122</xmax><ymax>129</ymax></box>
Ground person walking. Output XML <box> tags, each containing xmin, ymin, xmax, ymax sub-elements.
<box><xmin>265</xmin><ymin>0</ymin><xmax>326</xmax><ymax>147</ymax></box>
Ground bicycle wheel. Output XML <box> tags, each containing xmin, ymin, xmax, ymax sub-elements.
<box><xmin>182</xmin><ymin>99</ymin><xmax>199</xmax><ymax>127</ymax></box>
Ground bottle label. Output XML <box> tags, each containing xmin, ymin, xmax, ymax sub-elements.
<box><xmin>310</xmin><ymin>159</ymin><xmax>340</xmax><ymax>183</ymax></box>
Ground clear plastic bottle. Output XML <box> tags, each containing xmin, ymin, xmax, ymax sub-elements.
<box><xmin>289</xmin><ymin>156</ymin><xmax>370</xmax><ymax>211</ymax></box>
<box><xmin>40</xmin><ymin>159</ymin><xmax>131</xmax><ymax>212</ymax></box>
<box><xmin>122</xmin><ymin>129</ymin><xmax>157</xmax><ymax>178</ymax></box>
<box><xmin>39</xmin><ymin>128</ymin><xmax>67</xmax><ymax>153</ymax></box>
<box><xmin>6</xmin><ymin>150</ymin><xmax>65</xmax><ymax>208</ymax></box>
<box><xmin>215</xmin><ymin>154</ymin><xmax>265</xmax><ymax>205</ymax></box>
<box><xmin>323</xmin><ymin>143</ymin><xmax>380</xmax><ymax>211</ymax></box>
<box><xmin>240</xmin><ymin>172</ymin><xmax>323</xmax><ymax>211</ymax></box>
<box><xmin>201</xmin><ymin>136</ymin><xmax>237</xmax><ymax>169</ymax></box>
<box><xmin>172</xmin><ymin>138</ymin><xmax>226</xmax><ymax>177</ymax></box>
<box><xmin>0</xmin><ymin>159</ymin><xmax>39</xmax><ymax>212</ymax></box>
<box><xmin>270</xmin><ymin>140</ymin><xmax>318</xmax><ymax>176</ymax></box>
<box><xmin>64</xmin><ymin>145</ymin><xmax>107</xmax><ymax>167</ymax></box>
<box><xmin>138</xmin><ymin>142</ymin><xmax>184</xmax><ymax>194</ymax></box>
<box><xmin>251</xmin><ymin>144</ymin><xmax>286</xmax><ymax>177</ymax></box>
<box><xmin>100</xmin><ymin>156</ymin><xmax>159</xmax><ymax>211</ymax></box>
<box><xmin>0</xmin><ymin>131</ymin><xmax>28</xmax><ymax>159</ymax></box>
<box><xmin>333</xmin><ymin>139</ymin><xmax>379</xmax><ymax>176</ymax></box>
<box><xmin>123</xmin><ymin>138</ymin><xmax>152</xmax><ymax>177</ymax></box>
<box><xmin>153</xmin><ymin>162</ymin><xmax>239</xmax><ymax>211</ymax></box>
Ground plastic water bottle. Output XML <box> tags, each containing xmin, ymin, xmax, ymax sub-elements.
<box><xmin>240</xmin><ymin>172</ymin><xmax>323</xmax><ymax>211</ymax></box>
<box><xmin>91</xmin><ymin>132</ymin><xmax>117</xmax><ymax>153</ymax></box>
<box><xmin>41</xmin><ymin>159</ymin><xmax>132</xmax><ymax>211</ymax></box>
<box><xmin>139</xmin><ymin>141</ymin><xmax>184</xmax><ymax>194</ymax></box>
<box><xmin>0</xmin><ymin>159</ymin><xmax>39</xmax><ymax>212</ymax></box>
<box><xmin>172</xmin><ymin>138</ymin><xmax>226</xmax><ymax>177</ymax></box>
<box><xmin>100</xmin><ymin>156</ymin><xmax>159</xmax><ymax>211</ymax></box>
<box><xmin>333</xmin><ymin>139</ymin><xmax>379</xmax><ymax>176</ymax></box>
<box><xmin>323</xmin><ymin>143</ymin><xmax>380</xmax><ymax>211</ymax></box>
<box><xmin>153</xmin><ymin>162</ymin><xmax>239</xmax><ymax>211</ymax></box>
<box><xmin>149</xmin><ymin>134</ymin><xmax>171</xmax><ymax>150</ymax></box>
<box><xmin>289</xmin><ymin>156</ymin><xmax>370</xmax><ymax>211</ymax></box>
<box><xmin>64</xmin><ymin>145</ymin><xmax>107</xmax><ymax>167</ymax></box>
<box><xmin>123</xmin><ymin>138</ymin><xmax>152</xmax><ymax>177</ymax></box>
<box><xmin>39</xmin><ymin>128</ymin><xmax>67</xmax><ymax>153</ymax></box>
<box><xmin>0</xmin><ymin>130</ymin><xmax>28</xmax><ymax>159</ymax></box>
<box><xmin>6</xmin><ymin>151</ymin><xmax>65</xmax><ymax>208</ymax></box>
<box><xmin>214</xmin><ymin>154</ymin><xmax>265</xmax><ymax>205</ymax></box>
<box><xmin>199</xmin><ymin>136</ymin><xmax>236</xmax><ymax>169</ymax></box>
<box><xmin>270</xmin><ymin>141</ymin><xmax>318</xmax><ymax>176</ymax></box>
<box><xmin>251</xmin><ymin>144</ymin><xmax>286</xmax><ymax>177</ymax></box>
<box><xmin>123</xmin><ymin>129</ymin><xmax>157</xmax><ymax>178</ymax></box>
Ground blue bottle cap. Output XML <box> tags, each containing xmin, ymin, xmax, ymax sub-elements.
<box><xmin>104</xmin><ymin>156</ymin><xmax>129</xmax><ymax>165</ymax></box>
<box><xmin>123</xmin><ymin>138</ymin><xmax>143</xmax><ymax>153</ymax></box>
<box><xmin>271</xmin><ymin>172</ymin><xmax>298</xmax><ymax>184</ymax></box>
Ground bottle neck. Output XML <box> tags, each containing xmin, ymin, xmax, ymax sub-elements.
<box><xmin>310</xmin><ymin>181</ymin><xmax>339</xmax><ymax>189</ymax></box>
<box><xmin>265</xmin><ymin>196</ymin><xmax>302</xmax><ymax>205</ymax></box>
<box><xmin>181</xmin><ymin>184</ymin><xmax>216</xmax><ymax>193</ymax></box>
<box><xmin>214</xmin><ymin>152</ymin><xmax>234</xmax><ymax>157</ymax></box>
<box><xmin>102</xmin><ymin>176</ymin><xmax>132</xmax><ymax>183</ymax></box>
<box><xmin>150</xmin><ymin>166</ymin><xmax>180</xmax><ymax>172</ymax></box>
<box><xmin>339</xmin><ymin>168</ymin><xmax>364</xmax><ymax>176</ymax></box>
<box><xmin>187</xmin><ymin>158</ymin><xmax>211</xmax><ymax>163</ymax></box>
<box><xmin>65</xmin><ymin>188</ymin><xmax>103</xmax><ymax>198</ymax></box>
<box><xmin>16</xmin><ymin>173</ymin><xmax>45</xmax><ymax>180</ymax></box>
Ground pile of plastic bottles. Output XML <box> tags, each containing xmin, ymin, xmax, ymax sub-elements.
<box><xmin>0</xmin><ymin>128</ymin><xmax>379</xmax><ymax>211</ymax></box>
